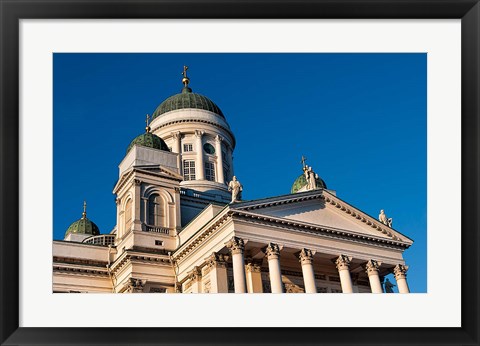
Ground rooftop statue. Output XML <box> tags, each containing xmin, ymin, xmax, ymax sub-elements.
<box><xmin>379</xmin><ymin>209</ymin><xmax>393</xmax><ymax>227</ymax></box>
<box><xmin>228</xmin><ymin>176</ymin><xmax>243</xmax><ymax>203</ymax></box>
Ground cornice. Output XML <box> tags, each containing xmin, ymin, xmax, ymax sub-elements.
<box><xmin>231</xmin><ymin>209</ymin><xmax>411</xmax><ymax>249</ymax></box>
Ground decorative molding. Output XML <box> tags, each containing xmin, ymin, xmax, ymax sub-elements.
<box><xmin>215</xmin><ymin>134</ymin><xmax>223</xmax><ymax>143</ymax></box>
<box><xmin>335</xmin><ymin>254</ymin><xmax>352</xmax><ymax>271</ymax></box>
<box><xmin>365</xmin><ymin>259</ymin><xmax>382</xmax><ymax>277</ymax></box>
<box><xmin>225</xmin><ymin>236</ymin><xmax>245</xmax><ymax>255</ymax></box>
<box><xmin>133</xmin><ymin>179</ymin><xmax>142</xmax><ymax>186</ymax></box>
<box><xmin>393</xmin><ymin>264</ymin><xmax>409</xmax><ymax>280</ymax></box>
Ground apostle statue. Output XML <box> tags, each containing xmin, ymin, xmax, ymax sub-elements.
<box><xmin>384</xmin><ymin>278</ymin><xmax>396</xmax><ymax>293</ymax></box>
<box><xmin>303</xmin><ymin>165</ymin><xmax>317</xmax><ymax>190</ymax></box>
<box><xmin>379</xmin><ymin>209</ymin><xmax>393</xmax><ymax>227</ymax></box>
<box><xmin>228</xmin><ymin>176</ymin><xmax>243</xmax><ymax>203</ymax></box>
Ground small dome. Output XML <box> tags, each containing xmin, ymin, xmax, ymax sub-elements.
<box><xmin>65</xmin><ymin>202</ymin><xmax>100</xmax><ymax>238</ymax></box>
<box><xmin>291</xmin><ymin>173</ymin><xmax>327</xmax><ymax>194</ymax></box>
<box><xmin>127</xmin><ymin>132</ymin><xmax>169</xmax><ymax>153</ymax></box>
<box><xmin>151</xmin><ymin>87</ymin><xmax>225</xmax><ymax>119</ymax></box>
<box><xmin>65</xmin><ymin>218</ymin><xmax>100</xmax><ymax>238</ymax></box>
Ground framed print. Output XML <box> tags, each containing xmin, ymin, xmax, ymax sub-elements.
<box><xmin>1</xmin><ymin>0</ymin><xmax>479</xmax><ymax>345</ymax></box>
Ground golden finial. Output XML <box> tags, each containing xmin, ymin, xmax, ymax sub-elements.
<box><xmin>182</xmin><ymin>65</ymin><xmax>190</xmax><ymax>87</ymax></box>
<box><xmin>145</xmin><ymin>114</ymin><xmax>151</xmax><ymax>133</ymax></box>
<box><xmin>82</xmin><ymin>200</ymin><xmax>87</xmax><ymax>219</ymax></box>
<box><xmin>301</xmin><ymin>155</ymin><xmax>307</xmax><ymax>170</ymax></box>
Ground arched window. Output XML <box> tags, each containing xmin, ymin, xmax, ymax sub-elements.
<box><xmin>125</xmin><ymin>199</ymin><xmax>132</xmax><ymax>231</ymax></box>
<box><xmin>148</xmin><ymin>194</ymin><xmax>164</xmax><ymax>226</ymax></box>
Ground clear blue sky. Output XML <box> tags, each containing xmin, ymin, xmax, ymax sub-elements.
<box><xmin>53</xmin><ymin>53</ymin><xmax>427</xmax><ymax>292</ymax></box>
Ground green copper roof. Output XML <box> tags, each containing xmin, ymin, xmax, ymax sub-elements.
<box><xmin>151</xmin><ymin>87</ymin><xmax>225</xmax><ymax>120</ymax></box>
<box><xmin>65</xmin><ymin>217</ymin><xmax>100</xmax><ymax>238</ymax></box>
<box><xmin>127</xmin><ymin>132</ymin><xmax>169</xmax><ymax>153</ymax></box>
<box><xmin>291</xmin><ymin>174</ymin><xmax>327</xmax><ymax>194</ymax></box>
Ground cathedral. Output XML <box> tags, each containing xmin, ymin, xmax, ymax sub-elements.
<box><xmin>53</xmin><ymin>67</ymin><xmax>413</xmax><ymax>294</ymax></box>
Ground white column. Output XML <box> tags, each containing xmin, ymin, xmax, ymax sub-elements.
<box><xmin>194</xmin><ymin>130</ymin><xmax>205</xmax><ymax>180</ymax></box>
<box><xmin>298</xmin><ymin>248</ymin><xmax>317</xmax><ymax>293</ymax></box>
<box><xmin>172</xmin><ymin>131</ymin><xmax>182</xmax><ymax>173</ymax></box>
<box><xmin>335</xmin><ymin>255</ymin><xmax>353</xmax><ymax>293</ymax></box>
<box><xmin>132</xmin><ymin>179</ymin><xmax>142</xmax><ymax>231</ymax></box>
<box><xmin>365</xmin><ymin>260</ymin><xmax>383</xmax><ymax>293</ymax></box>
<box><xmin>265</xmin><ymin>243</ymin><xmax>283</xmax><ymax>293</ymax></box>
<box><xmin>215</xmin><ymin>135</ymin><xmax>225</xmax><ymax>184</ymax></box>
<box><xmin>394</xmin><ymin>264</ymin><xmax>410</xmax><ymax>293</ymax></box>
<box><xmin>226</xmin><ymin>237</ymin><xmax>247</xmax><ymax>293</ymax></box>
<box><xmin>245</xmin><ymin>262</ymin><xmax>263</xmax><ymax>293</ymax></box>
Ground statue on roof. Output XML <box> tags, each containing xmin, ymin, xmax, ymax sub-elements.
<box><xmin>304</xmin><ymin>165</ymin><xmax>317</xmax><ymax>190</ymax></box>
<box><xmin>228</xmin><ymin>176</ymin><xmax>243</xmax><ymax>203</ymax></box>
<box><xmin>379</xmin><ymin>209</ymin><xmax>393</xmax><ymax>227</ymax></box>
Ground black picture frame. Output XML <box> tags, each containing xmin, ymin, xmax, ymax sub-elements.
<box><xmin>1</xmin><ymin>1</ymin><xmax>479</xmax><ymax>345</ymax></box>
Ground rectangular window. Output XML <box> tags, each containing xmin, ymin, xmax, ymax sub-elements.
<box><xmin>183</xmin><ymin>160</ymin><xmax>196</xmax><ymax>181</ymax></box>
<box><xmin>205</xmin><ymin>162</ymin><xmax>215</xmax><ymax>181</ymax></box>
<box><xmin>183</xmin><ymin>143</ymin><xmax>193</xmax><ymax>152</ymax></box>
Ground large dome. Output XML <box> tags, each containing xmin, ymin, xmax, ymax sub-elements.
<box><xmin>291</xmin><ymin>173</ymin><xmax>327</xmax><ymax>194</ymax></box>
<box><xmin>151</xmin><ymin>87</ymin><xmax>225</xmax><ymax>119</ymax></box>
<box><xmin>127</xmin><ymin>131</ymin><xmax>169</xmax><ymax>153</ymax></box>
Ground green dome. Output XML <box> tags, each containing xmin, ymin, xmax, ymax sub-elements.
<box><xmin>65</xmin><ymin>217</ymin><xmax>100</xmax><ymax>238</ymax></box>
<box><xmin>127</xmin><ymin>131</ymin><xmax>169</xmax><ymax>153</ymax></box>
<box><xmin>151</xmin><ymin>87</ymin><xmax>225</xmax><ymax>120</ymax></box>
<box><xmin>291</xmin><ymin>173</ymin><xmax>327</xmax><ymax>194</ymax></box>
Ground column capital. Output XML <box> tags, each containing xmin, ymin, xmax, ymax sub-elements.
<box><xmin>335</xmin><ymin>254</ymin><xmax>352</xmax><ymax>271</ymax></box>
<box><xmin>133</xmin><ymin>179</ymin><xmax>142</xmax><ymax>186</ymax></box>
<box><xmin>188</xmin><ymin>266</ymin><xmax>202</xmax><ymax>281</ymax></box>
<box><xmin>225</xmin><ymin>236</ymin><xmax>245</xmax><ymax>255</ymax></box>
<box><xmin>194</xmin><ymin>129</ymin><xmax>204</xmax><ymax>138</ymax></box>
<box><xmin>365</xmin><ymin>259</ymin><xmax>382</xmax><ymax>277</ymax></box>
<box><xmin>127</xmin><ymin>278</ymin><xmax>146</xmax><ymax>293</ymax></box>
<box><xmin>297</xmin><ymin>248</ymin><xmax>315</xmax><ymax>265</ymax></box>
<box><xmin>393</xmin><ymin>264</ymin><xmax>409</xmax><ymax>280</ymax></box>
<box><xmin>264</xmin><ymin>243</ymin><xmax>282</xmax><ymax>260</ymax></box>
<box><xmin>245</xmin><ymin>263</ymin><xmax>261</xmax><ymax>273</ymax></box>
<box><xmin>171</xmin><ymin>131</ymin><xmax>181</xmax><ymax>140</ymax></box>
<box><xmin>204</xmin><ymin>252</ymin><xmax>228</xmax><ymax>273</ymax></box>
<box><xmin>215</xmin><ymin>134</ymin><xmax>223</xmax><ymax>143</ymax></box>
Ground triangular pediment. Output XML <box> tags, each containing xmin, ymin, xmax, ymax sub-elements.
<box><xmin>232</xmin><ymin>190</ymin><xmax>412</xmax><ymax>244</ymax></box>
<box><xmin>113</xmin><ymin>165</ymin><xmax>183</xmax><ymax>193</ymax></box>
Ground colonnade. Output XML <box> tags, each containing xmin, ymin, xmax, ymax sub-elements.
<box><xmin>223</xmin><ymin>236</ymin><xmax>410</xmax><ymax>294</ymax></box>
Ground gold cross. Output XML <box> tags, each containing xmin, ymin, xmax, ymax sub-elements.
<box><xmin>182</xmin><ymin>65</ymin><xmax>189</xmax><ymax>79</ymax></box>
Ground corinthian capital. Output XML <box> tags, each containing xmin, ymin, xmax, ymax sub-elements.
<box><xmin>215</xmin><ymin>134</ymin><xmax>223</xmax><ymax>143</ymax></box>
<box><xmin>225</xmin><ymin>237</ymin><xmax>245</xmax><ymax>255</ymax></box>
<box><xmin>188</xmin><ymin>266</ymin><xmax>202</xmax><ymax>281</ymax></box>
<box><xmin>205</xmin><ymin>252</ymin><xmax>228</xmax><ymax>270</ymax></box>
<box><xmin>127</xmin><ymin>278</ymin><xmax>146</xmax><ymax>293</ymax></box>
<box><xmin>194</xmin><ymin>130</ymin><xmax>204</xmax><ymax>138</ymax></box>
<box><xmin>171</xmin><ymin>131</ymin><xmax>181</xmax><ymax>140</ymax></box>
<box><xmin>393</xmin><ymin>264</ymin><xmax>409</xmax><ymax>280</ymax></box>
<box><xmin>365</xmin><ymin>260</ymin><xmax>382</xmax><ymax>276</ymax></box>
<box><xmin>335</xmin><ymin>254</ymin><xmax>352</xmax><ymax>271</ymax></box>
<box><xmin>298</xmin><ymin>248</ymin><xmax>315</xmax><ymax>265</ymax></box>
<box><xmin>264</xmin><ymin>243</ymin><xmax>281</xmax><ymax>260</ymax></box>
